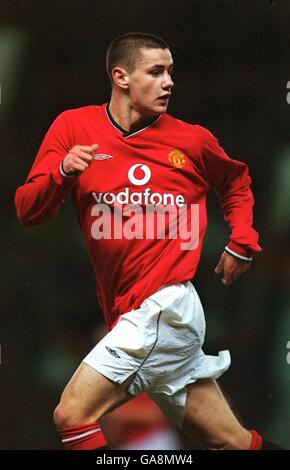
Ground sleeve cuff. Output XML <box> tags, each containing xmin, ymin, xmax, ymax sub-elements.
<box><xmin>50</xmin><ymin>163</ymin><xmax>76</xmax><ymax>186</ymax></box>
<box><xmin>225</xmin><ymin>246</ymin><xmax>252</xmax><ymax>262</ymax></box>
<box><xmin>59</xmin><ymin>161</ymin><xmax>75</xmax><ymax>178</ymax></box>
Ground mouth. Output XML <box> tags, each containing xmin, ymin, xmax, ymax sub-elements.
<box><xmin>157</xmin><ymin>94</ymin><xmax>171</xmax><ymax>101</ymax></box>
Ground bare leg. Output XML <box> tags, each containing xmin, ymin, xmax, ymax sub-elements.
<box><xmin>54</xmin><ymin>362</ymin><xmax>134</xmax><ymax>429</ymax></box>
<box><xmin>183</xmin><ymin>378</ymin><xmax>251</xmax><ymax>450</ymax></box>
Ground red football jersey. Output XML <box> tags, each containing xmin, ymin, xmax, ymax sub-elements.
<box><xmin>15</xmin><ymin>104</ymin><xmax>261</xmax><ymax>328</ymax></box>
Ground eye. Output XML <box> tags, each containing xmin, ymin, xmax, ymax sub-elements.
<box><xmin>150</xmin><ymin>70</ymin><xmax>161</xmax><ymax>76</ymax></box>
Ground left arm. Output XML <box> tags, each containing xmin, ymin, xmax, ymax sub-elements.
<box><xmin>198</xmin><ymin>126</ymin><xmax>262</xmax><ymax>284</ymax></box>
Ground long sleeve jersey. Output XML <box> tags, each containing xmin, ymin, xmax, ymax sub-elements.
<box><xmin>15</xmin><ymin>104</ymin><xmax>261</xmax><ymax>328</ymax></box>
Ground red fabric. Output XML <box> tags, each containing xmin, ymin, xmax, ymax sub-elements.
<box><xmin>103</xmin><ymin>393</ymin><xmax>169</xmax><ymax>446</ymax></box>
<box><xmin>226</xmin><ymin>240</ymin><xmax>254</xmax><ymax>259</ymax></box>
<box><xmin>15</xmin><ymin>104</ymin><xmax>261</xmax><ymax>328</ymax></box>
<box><xmin>59</xmin><ymin>421</ymin><xmax>107</xmax><ymax>450</ymax></box>
<box><xmin>249</xmin><ymin>429</ymin><xmax>263</xmax><ymax>450</ymax></box>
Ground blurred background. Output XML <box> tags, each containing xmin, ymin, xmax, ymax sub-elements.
<box><xmin>1</xmin><ymin>0</ymin><xmax>289</xmax><ymax>449</ymax></box>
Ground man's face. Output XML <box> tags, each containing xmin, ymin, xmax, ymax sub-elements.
<box><xmin>126</xmin><ymin>47</ymin><xmax>174</xmax><ymax>116</ymax></box>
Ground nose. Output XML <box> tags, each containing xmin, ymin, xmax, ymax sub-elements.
<box><xmin>162</xmin><ymin>72</ymin><xmax>174</xmax><ymax>90</ymax></box>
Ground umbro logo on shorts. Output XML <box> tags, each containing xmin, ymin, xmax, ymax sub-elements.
<box><xmin>105</xmin><ymin>346</ymin><xmax>121</xmax><ymax>358</ymax></box>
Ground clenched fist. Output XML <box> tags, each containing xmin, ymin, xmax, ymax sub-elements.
<box><xmin>62</xmin><ymin>144</ymin><xmax>99</xmax><ymax>176</ymax></box>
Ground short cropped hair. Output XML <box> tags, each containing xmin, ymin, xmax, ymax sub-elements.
<box><xmin>106</xmin><ymin>32</ymin><xmax>170</xmax><ymax>82</ymax></box>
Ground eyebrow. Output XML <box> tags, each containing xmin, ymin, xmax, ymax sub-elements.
<box><xmin>147</xmin><ymin>63</ymin><xmax>174</xmax><ymax>70</ymax></box>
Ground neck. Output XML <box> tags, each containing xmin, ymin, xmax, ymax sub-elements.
<box><xmin>108</xmin><ymin>90</ymin><xmax>159</xmax><ymax>132</ymax></box>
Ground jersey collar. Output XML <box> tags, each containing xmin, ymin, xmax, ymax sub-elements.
<box><xmin>105</xmin><ymin>103</ymin><xmax>161</xmax><ymax>138</ymax></box>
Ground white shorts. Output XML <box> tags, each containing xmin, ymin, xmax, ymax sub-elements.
<box><xmin>83</xmin><ymin>281</ymin><xmax>231</xmax><ymax>428</ymax></box>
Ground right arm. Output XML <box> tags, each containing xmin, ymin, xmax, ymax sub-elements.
<box><xmin>15</xmin><ymin>112</ymin><xmax>97</xmax><ymax>226</ymax></box>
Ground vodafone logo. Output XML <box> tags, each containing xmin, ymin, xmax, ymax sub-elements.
<box><xmin>128</xmin><ymin>164</ymin><xmax>151</xmax><ymax>186</ymax></box>
<box><xmin>90</xmin><ymin>162</ymin><xmax>198</xmax><ymax>251</ymax></box>
<box><xmin>92</xmin><ymin>161</ymin><xmax>185</xmax><ymax>208</ymax></box>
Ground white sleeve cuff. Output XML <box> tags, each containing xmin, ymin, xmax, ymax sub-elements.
<box><xmin>59</xmin><ymin>162</ymin><xmax>75</xmax><ymax>178</ymax></box>
<box><xmin>225</xmin><ymin>246</ymin><xmax>252</xmax><ymax>262</ymax></box>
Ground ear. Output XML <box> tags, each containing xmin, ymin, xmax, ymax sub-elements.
<box><xmin>111</xmin><ymin>67</ymin><xmax>130</xmax><ymax>89</ymax></box>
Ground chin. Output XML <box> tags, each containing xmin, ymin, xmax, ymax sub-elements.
<box><xmin>150</xmin><ymin>104</ymin><xmax>168</xmax><ymax>115</ymax></box>
<box><xmin>140</xmin><ymin>104</ymin><xmax>168</xmax><ymax>117</ymax></box>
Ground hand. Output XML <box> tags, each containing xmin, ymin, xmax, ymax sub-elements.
<box><xmin>62</xmin><ymin>144</ymin><xmax>99</xmax><ymax>175</ymax></box>
<box><xmin>214</xmin><ymin>251</ymin><xmax>251</xmax><ymax>286</ymax></box>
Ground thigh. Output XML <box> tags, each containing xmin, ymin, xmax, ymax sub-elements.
<box><xmin>182</xmin><ymin>378</ymin><xmax>247</xmax><ymax>448</ymax></box>
<box><xmin>60</xmin><ymin>362</ymin><xmax>135</xmax><ymax>421</ymax></box>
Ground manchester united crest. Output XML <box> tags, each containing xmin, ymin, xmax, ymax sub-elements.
<box><xmin>168</xmin><ymin>149</ymin><xmax>186</xmax><ymax>168</ymax></box>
